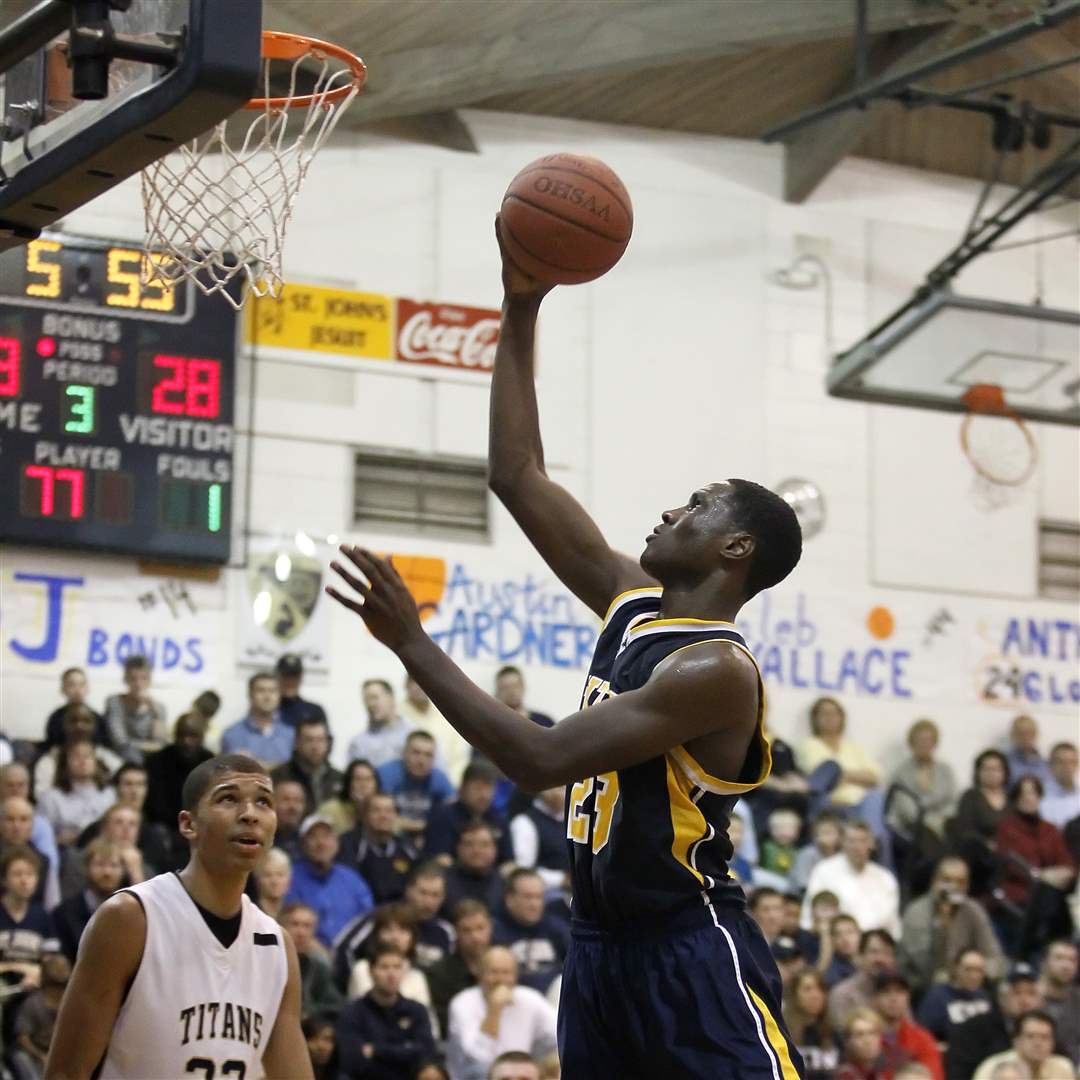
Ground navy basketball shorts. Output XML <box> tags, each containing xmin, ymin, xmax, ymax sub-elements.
<box><xmin>558</xmin><ymin>899</ymin><xmax>805</xmax><ymax>1079</ymax></box>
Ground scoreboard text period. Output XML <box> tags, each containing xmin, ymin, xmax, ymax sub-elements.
<box><xmin>0</xmin><ymin>234</ymin><xmax>239</xmax><ymax>563</ymax></box>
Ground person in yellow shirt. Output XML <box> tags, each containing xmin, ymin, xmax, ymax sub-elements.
<box><xmin>797</xmin><ymin>697</ymin><xmax>882</xmax><ymax>808</ymax></box>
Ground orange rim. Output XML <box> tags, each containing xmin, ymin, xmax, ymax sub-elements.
<box><xmin>959</xmin><ymin>383</ymin><xmax>1038</xmax><ymax>486</ymax></box>
<box><xmin>245</xmin><ymin>30</ymin><xmax>366</xmax><ymax>110</ymax></box>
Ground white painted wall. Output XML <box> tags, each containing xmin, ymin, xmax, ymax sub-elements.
<box><xmin>2</xmin><ymin>111</ymin><xmax>1078</xmax><ymax>774</ymax></box>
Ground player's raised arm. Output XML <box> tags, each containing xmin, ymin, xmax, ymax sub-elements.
<box><xmin>43</xmin><ymin>894</ymin><xmax>146</xmax><ymax>1080</ymax></box>
<box><xmin>327</xmin><ymin>549</ymin><xmax>759</xmax><ymax>791</ymax></box>
<box><xmin>488</xmin><ymin>218</ymin><xmax>654</xmax><ymax>618</ymax></box>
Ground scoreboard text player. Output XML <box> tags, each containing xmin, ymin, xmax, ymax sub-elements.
<box><xmin>0</xmin><ymin>233</ymin><xmax>239</xmax><ymax>563</ymax></box>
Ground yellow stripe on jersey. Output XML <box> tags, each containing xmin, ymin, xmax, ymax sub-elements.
<box><xmin>665</xmin><ymin>755</ymin><xmax>708</xmax><ymax>886</ymax></box>
<box><xmin>600</xmin><ymin>587</ymin><xmax>662</xmax><ymax>629</ymax></box>
<box><xmin>670</xmin><ymin>734</ymin><xmax>772</xmax><ymax>796</ymax></box>
<box><xmin>626</xmin><ymin>616</ymin><xmax>738</xmax><ymax>639</ymax></box>
<box><xmin>748</xmin><ymin>987</ymin><xmax>803</xmax><ymax>1080</ymax></box>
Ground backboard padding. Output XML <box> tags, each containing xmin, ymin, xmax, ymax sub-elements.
<box><xmin>0</xmin><ymin>0</ymin><xmax>262</xmax><ymax>247</ymax></box>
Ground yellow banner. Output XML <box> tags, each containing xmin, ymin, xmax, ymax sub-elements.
<box><xmin>245</xmin><ymin>284</ymin><xmax>393</xmax><ymax>359</ymax></box>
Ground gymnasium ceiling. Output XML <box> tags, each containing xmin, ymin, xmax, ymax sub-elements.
<box><xmin>259</xmin><ymin>0</ymin><xmax>1080</xmax><ymax>202</ymax></box>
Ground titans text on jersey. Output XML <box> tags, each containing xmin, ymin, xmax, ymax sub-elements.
<box><xmin>179</xmin><ymin>1002</ymin><xmax>265</xmax><ymax>1048</ymax></box>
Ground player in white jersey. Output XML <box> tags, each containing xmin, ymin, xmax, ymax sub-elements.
<box><xmin>45</xmin><ymin>754</ymin><xmax>311</xmax><ymax>1080</ymax></box>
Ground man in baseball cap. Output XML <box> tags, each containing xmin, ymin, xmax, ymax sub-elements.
<box><xmin>284</xmin><ymin>814</ymin><xmax>373</xmax><ymax>947</ymax></box>
<box><xmin>770</xmin><ymin>936</ymin><xmax>805</xmax><ymax>985</ymax></box>
<box><xmin>275</xmin><ymin>653</ymin><xmax>329</xmax><ymax>730</ymax></box>
<box><xmin>946</xmin><ymin>962</ymin><xmax>1047</xmax><ymax>1080</ymax></box>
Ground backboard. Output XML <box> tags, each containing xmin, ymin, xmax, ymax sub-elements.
<box><xmin>0</xmin><ymin>0</ymin><xmax>262</xmax><ymax>249</ymax></box>
<box><xmin>827</xmin><ymin>290</ymin><xmax>1080</xmax><ymax>427</ymax></box>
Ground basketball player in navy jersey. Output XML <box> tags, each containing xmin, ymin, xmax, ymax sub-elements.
<box><xmin>45</xmin><ymin>754</ymin><xmax>312</xmax><ymax>1079</ymax></box>
<box><xmin>325</xmin><ymin>223</ymin><xmax>805</xmax><ymax>1078</ymax></box>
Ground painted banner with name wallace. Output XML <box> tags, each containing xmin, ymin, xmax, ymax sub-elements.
<box><xmin>395</xmin><ymin>299</ymin><xmax>500</xmax><ymax>373</ymax></box>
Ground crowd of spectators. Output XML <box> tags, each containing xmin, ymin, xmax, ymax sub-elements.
<box><xmin>737</xmin><ymin>702</ymin><xmax>1079</xmax><ymax>1080</ymax></box>
<box><xmin>0</xmin><ymin>655</ymin><xmax>1077</xmax><ymax>1080</ymax></box>
<box><xmin>0</xmin><ymin>657</ymin><xmax>566</xmax><ymax>1080</ymax></box>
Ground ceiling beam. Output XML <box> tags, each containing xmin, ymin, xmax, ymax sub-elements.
<box><xmin>782</xmin><ymin>26</ymin><xmax>961</xmax><ymax>203</ymax></box>
<box><xmin>344</xmin><ymin>0</ymin><xmax>955</xmax><ymax>125</ymax></box>
<box><xmin>1001</xmin><ymin>27</ymin><xmax>1080</xmax><ymax>114</ymax></box>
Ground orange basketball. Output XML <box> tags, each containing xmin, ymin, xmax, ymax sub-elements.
<box><xmin>500</xmin><ymin>153</ymin><xmax>633</xmax><ymax>286</ymax></box>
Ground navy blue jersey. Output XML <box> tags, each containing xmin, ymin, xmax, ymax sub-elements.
<box><xmin>567</xmin><ymin>588</ymin><xmax>770</xmax><ymax>925</ymax></box>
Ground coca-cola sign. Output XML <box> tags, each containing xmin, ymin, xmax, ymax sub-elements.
<box><xmin>395</xmin><ymin>299</ymin><xmax>500</xmax><ymax>373</ymax></box>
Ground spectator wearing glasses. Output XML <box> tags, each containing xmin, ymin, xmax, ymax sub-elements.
<box><xmin>973</xmin><ymin>1009</ymin><xmax>1076</xmax><ymax>1080</ymax></box>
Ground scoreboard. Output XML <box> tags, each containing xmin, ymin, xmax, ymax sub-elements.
<box><xmin>0</xmin><ymin>233</ymin><xmax>239</xmax><ymax>563</ymax></box>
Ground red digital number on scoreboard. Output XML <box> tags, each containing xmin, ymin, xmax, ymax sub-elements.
<box><xmin>150</xmin><ymin>355</ymin><xmax>220</xmax><ymax>418</ymax></box>
<box><xmin>21</xmin><ymin>465</ymin><xmax>85</xmax><ymax>518</ymax></box>
<box><xmin>0</xmin><ymin>336</ymin><xmax>21</xmax><ymax>397</ymax></box>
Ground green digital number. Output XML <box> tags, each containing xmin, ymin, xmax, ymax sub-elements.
<box><xmin>207</xmin><ymin>483</ymin><xmax>223</xmax><ymax>533</ymax></box>
<box><xmin>64</xmin><ymin>384</ymin><xmax>95</xmax><ymax>434</ymax></box>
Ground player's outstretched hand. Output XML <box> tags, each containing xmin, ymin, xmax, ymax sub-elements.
<box><xmin>495</xmin><ymin>215</ymin><xmax>553</xmax><ymax>301</ymax></box>
<box><xmin>327</xmin><ymin>546</ymin><xmax>424</xmax><ymax>654</ymax></box>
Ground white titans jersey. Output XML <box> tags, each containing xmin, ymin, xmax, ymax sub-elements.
<box><xmin>99</xmin><ymin>872</ymin><xmax>287</xmax><ymax>1080</ymax></box>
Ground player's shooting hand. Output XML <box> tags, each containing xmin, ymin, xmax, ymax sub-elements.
<box><xmin>495</xmin><ymin>215</ymin><xmax>553</xmax><ymax>301</ymax></box>
<box><xmin>327</xmin><ymin>546</ymin><xmax>425</xmax><ymax>654</ymax></box>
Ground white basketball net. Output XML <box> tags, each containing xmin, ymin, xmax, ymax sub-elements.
<box><xmin>961</xmin><ymin>410</ymin><xmax>1039</xmax><ymax>511</ymax></box>
<box><xmin>140</xmin><ymin>44</ymin><xmax>362</xmax><ymax>310</ymax></box>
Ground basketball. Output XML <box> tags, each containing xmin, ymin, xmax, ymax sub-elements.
<box><xmin>500</xmin><ymin>152</ymin><xmax>633</xmax><ymax>285</ymax></box>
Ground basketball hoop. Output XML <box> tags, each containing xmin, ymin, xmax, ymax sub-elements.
<box><xmin>140</xmin><ymin>31</ymin><xmax>366</xmax><ymax>309</ymax></box>
<box><xmin>959</xmin><ymin>383</ymin><xmax>1038</xmax><ymax>510</ymax></box>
